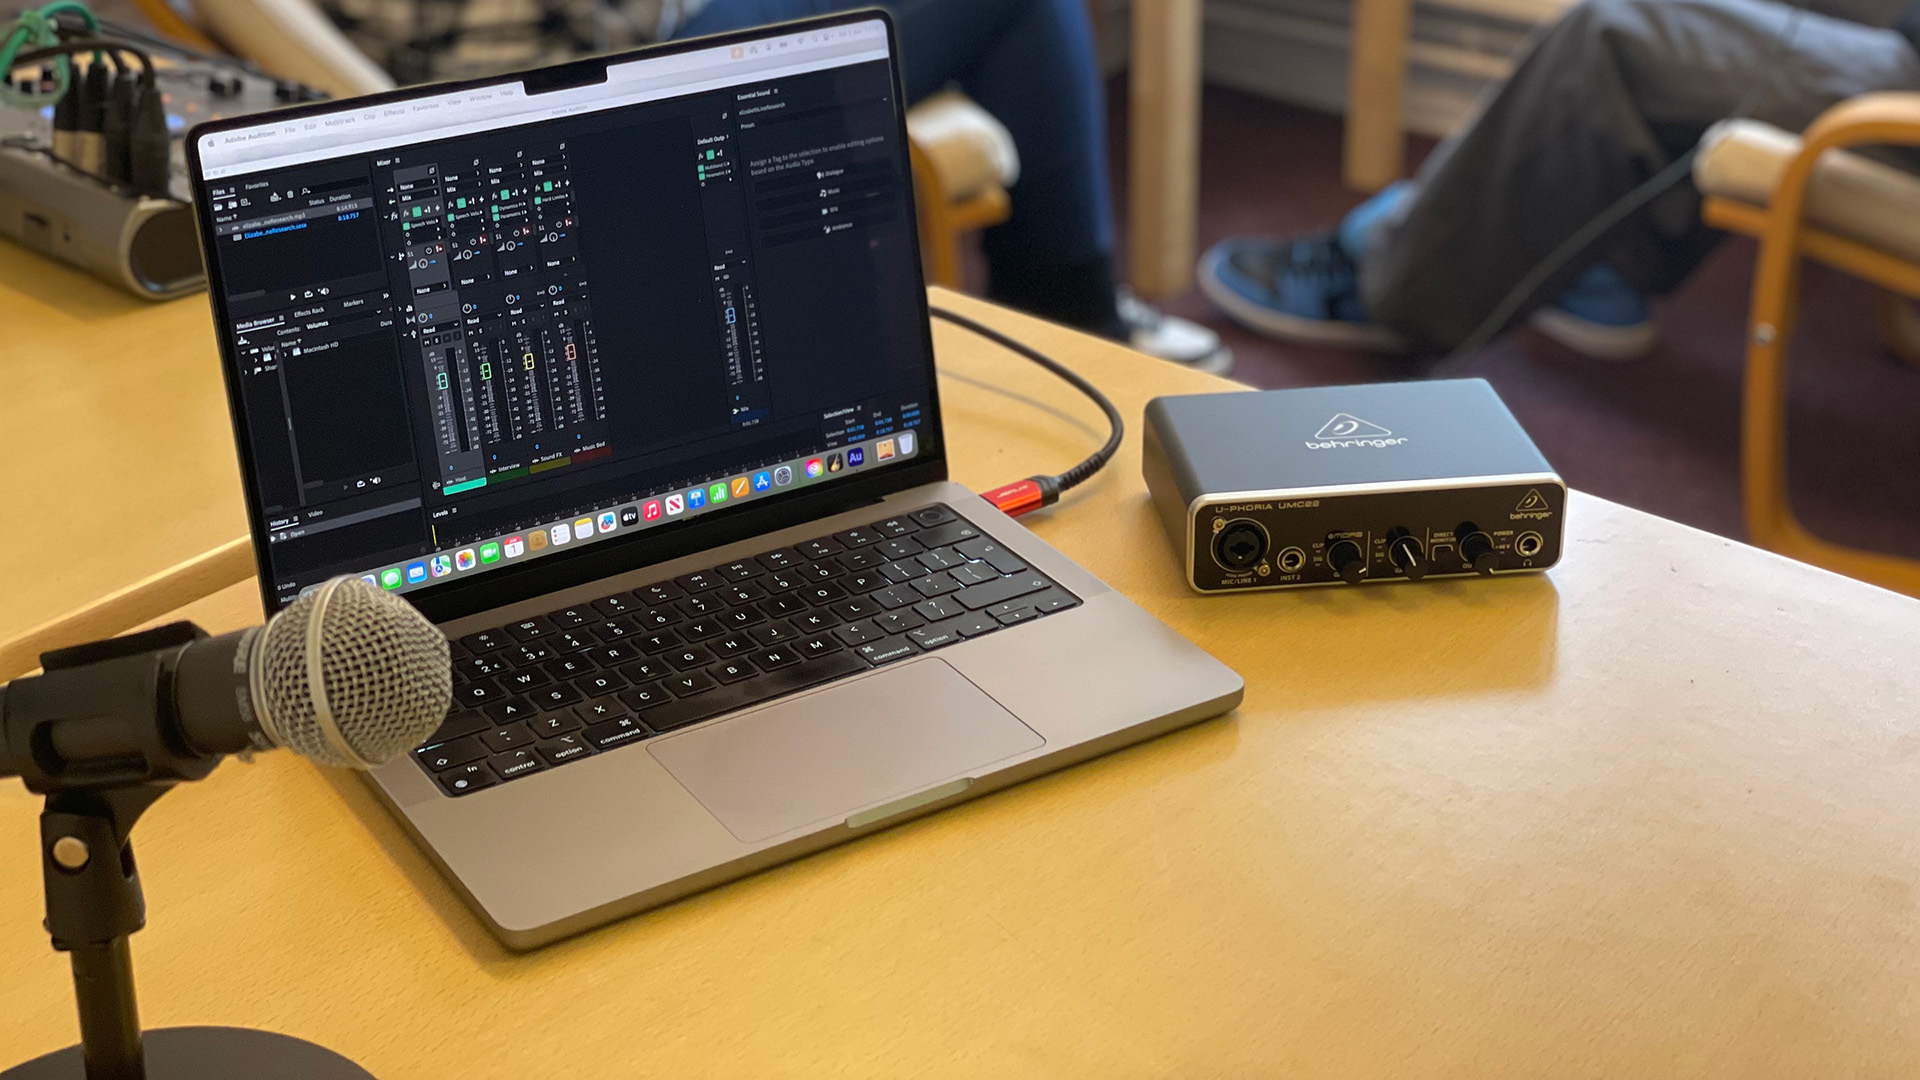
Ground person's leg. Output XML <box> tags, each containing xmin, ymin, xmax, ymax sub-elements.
<box><xmin>1361</xmin><ymin>0</ymin><xmax>1920</xmax><ymax>352</ymax></box>
<box><xmin>678</xmin><ymin>0</ymin><xmax>1120</xmax><ymax>331</ymax></box>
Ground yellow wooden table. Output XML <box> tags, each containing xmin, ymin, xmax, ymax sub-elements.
<box><xmin>6</xmin><ymin>251</ymin><xmax>1920</xmax><ymax>1077</ymax></box>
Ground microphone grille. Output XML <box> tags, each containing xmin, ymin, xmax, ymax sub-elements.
<box><xmin>257</xmin><ymin>577</ymin><xmax>452</xmax><ymax>768</ymax></box>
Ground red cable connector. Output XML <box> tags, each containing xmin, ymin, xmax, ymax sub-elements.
<box><xmin>979</xmin><ymin>476</ymin><xmax>1060</xmax><ymax>517</ymax></box>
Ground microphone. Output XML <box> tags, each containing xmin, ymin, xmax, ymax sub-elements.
<box><xmin>0</xmin><ymin>576</ymin><xmax>451</xmax><ymax>786</ymax></box>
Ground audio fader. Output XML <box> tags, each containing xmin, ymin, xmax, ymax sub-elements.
<box><xmin>1143</xmin><ymin>379</ymin><xmax>1564</xmax><ymax>593</ymax></box>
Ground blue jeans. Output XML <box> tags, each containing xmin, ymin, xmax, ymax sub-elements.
<box><xmin>678</xmin><ymin>0</ymin><xmax>1120</xmax><ymax>330</ymax></box>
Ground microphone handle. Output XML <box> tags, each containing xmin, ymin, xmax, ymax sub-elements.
<box><xmin>171</xmin><ymin>626</ymin><xmax>275</xmax><ymax>757</ymax></box>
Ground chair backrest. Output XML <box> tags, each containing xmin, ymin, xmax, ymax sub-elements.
<box><xmin>146</xmin><ymin>0</ymin><xmax>394</xmax><ymax>97</ymax></box>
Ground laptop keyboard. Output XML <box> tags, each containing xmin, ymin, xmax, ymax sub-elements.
<box><xmin>416</xmin><ymin>504</ymin><xmax>1080</xmax><ymax>796</ymax></box>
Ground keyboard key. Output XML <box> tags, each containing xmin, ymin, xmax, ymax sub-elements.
<box><xmin>839</xmin><ymin>549</ymin><xmax>887</xmax><ymax>572</ymax></box>
<box><xmin>505</xmin><ymin>616</ymin><xmax>556</xmax><ymax>641</ymax></box>
<box><xmin>416</xmin><ymin>735</ymin><xmax>487</xmax><ymax>771</ymax></box>
<box><xmin>543</xmin><ymin>655</ymin><xmax>596</xmax><ymax>680</ymax></box>
<box><xmin>797</xmin><ymin>561</ymin><xmax>843</xmax><ymax>583</ymax></box>
<box><xmin>909</xmin><ymin>505</ymin><xmax>957</xmax><ymax>527</ymax></box>
<box><xmin>717</xmin><ymin>559</ymin><xmax>766</xmax><ymax>581</ymax></box>
<box><xmin>880</xmin><ymin>560</ymin><xmax>932</xmax><ymax>583</ymax></box>
<box><xmin>509</xmin><ymin>642</ymin><xmax>555</xmax><ymax>667</ymax></box>
<box><xmin>590</xmin><ymin>618</ymin><xmax>638</xmax><ymax>642</ymax></box>
<box><xmin>665</xmin><ymin>646</ymin><xmax>717</xmax><ymax>671</ymax></box>
<box><xmin>548</xmin><ymin>630</ymin><xmax>595</xmax><ymax>654</ymax></box>
<box><xmin>761</xmin><ymin>595</ymin><xmax>809</xmax><ymax>618</ymax></box>
<box><xmin>432</xmin><ymin>711</ymin><xmax>491</xmax><ymax>743</ymax></box>
<box><xmin>956</xmin><ymin>537</ymin><xmax>1028</xmax><ymax>575</ymax></box>
<box><xmin>459</xmin><ymin>629</ymin><xmax>511</xmax><ymax>654</ymax></box>
<box><xmin>618</xmin><ymin>682</ymin><xmax>673</xmax><ymax>710</ymax></box>
<box><xmin>1032</xmin><ymin>592</ymin><xmax>1077</xmax><ymax>614</ymax></box>
<box><xmin>834</xmin><ymin>526</ymin><xmax>884</xmax><ymax>547</ymax></box>
<box><xmin>796</xmin><ymin>538</ymin><xmax>844</xmax><ymax>559</ymax></box>
<box><xmin>834</xmin><ymin>621</ymin><xmax>882</xmax><ymax>647</ymax></box>
<box><xmin>633</xmin><ymin>607</ymin><xmax>682</xmax><ymax>631</ymax></box>
<box><xmin>619</xmin><ymin>658</ymin><xmax>674</xmax><ymax>683</ymax></box>
<box><xmin>454</xmin><ymin>679</ymin><xmax>504</xmax><ymax>709</ymax></box>
<box><xmin>916</xmin><ymin>548</ymin><xmax>964</xmax><ymax>572</ymax></box>
<box><xmin>914</xmin><ymin>596</ymin><xmax>966</xmax><ymax>623</ymax></box>
<box><xmin>530</xmin><ymin>711</ymin><xmax>584</xmax><ymax>737</ymax></box>
<box><xmin>908</xmin><ymin>625</ymin><xmax>963</xmax><ymax>650</ymax></box>
<box><xmin>676</xmin><ymin>570</ymin><xmax>725</xmax><ymax>593</ymax></box>
<box><xmin>592</xmin><ymin>594</ymin><xmax>638</xmax><ymax>617</ymax></box>
<box><xmin>585</xmin><ymin>715</ymin><xmax>651</xmax><ymax>750</ymax></box>
<box><xmin>719</xmin><ymin>583</ymin><xmax>768</xmax><ymax>605</ymax></box>
<box><xmin>439</xmin><ymin>763</ymin><xmax>495</xmax><ymax>795</ymax></box>
<box><xmin>680</xmin><ymin>618</ymin><xmax>726</xmax><ymax>641</ymax></box>
<box><xmin>957</xmin><ymin>573</ymin><xmax>1051</xmax><ymax>611</ymax></box>
<box><xmin>711</xmin><ymin>634</ymin><xmax>756</xmax><ymax>657</ymax></box>
<box><xmin>639</xmin><ymin>630</ymin><xmax>683</xmax><ymax>653</ymax></box>
<box><xmin>573</xmin><ymin>670</ymin><xmax>627</xmax><ymax>698</ymax></box>
<box><xmin>757</xmin><ymin>548</ymin><xmax>801</xmax><ymax>571</ymax></box>
<box><xmin>536</xmin><ymin>733</ymin><xmax>594</xmax><ymax>766</ymax></box>
<box><xmin>483</xmin><ymin>698</ymin><xmax>539</xmax><ymax>724</ymax></box>
<box><xmin>713</xmin><ymin>658</ymin><xmax>758</xmax><ymax>684</ymax></box>
<box><xmin>870</xmin><ymin>585</ymin><xmax>920</xmax><ymax>609</ymax></box>
<box><xmin>721</xmin><ymin>607</ymin><xmax>767</xmax><ymax>629</ymax></box>
<box><xmin>794</xmin><ymin>610</ymin><xmax>841</xmax><ymax>633</ymax></box>
<box><xmin>856</xmin><ymin>637</ymin><xmax>920</xmax><ymax>666</ymax></box>
<box><xmin>571</xmin><ymin>698</ymin><xmax>624</xmax><ymax>725</ymax></box>
<box><xmin>586</xmin><ymin>643</ymin><xmax>641</xmax><ymax>668</ymax></box>
<box><xmin>915</xmin><ymin>520</ymin><xmax>982</xmax><ymax>548</ymax></box>
<box><xmin>843</xmin><ymin>570</ymin><xmax>891</xmax><ymax>593</ymax></box>
<box><xmin>951</xmin><ymin>612</ymin><xmax>1000</xmax><ymax>638</ymax></box>
<box><xmin>756</xmin><ymin>645</ymin><xmax>802</xmax><ymax>670</ymax></box>
<box><xmin>665</xmin><ymin>670</ymin><xmax>717</xmax><ymax>697</ymax></box>
<box><xmin>797</xmin><ymin>583</ymin><xmax>848</xmax><ymax>605</ymax></box>
<box><xmin>635</xmin><ymin>652</ymin><xmax>866</xmax><ymax>733</ymax></box>
<box><xmin>797</xmin><ymin>634</ymin><xmax>843</xmax><ymax>658</ymax></box>
<box><xmin>529</xmin><ymin>684</ymin><xmax>583</xmax><ymax>710</ymax></box>
<box><xmin>875</xmin><ymin>538</ymin><xmax>924</xmax><ymax>561</ymax></box>
<box><xmin>910</xmin><ymin>574</ymin><xmax>961</xmax><ymax>598</ymax></box>
<box><xmin>635</xmin><ymin>582</ymin><xmax>684</xmax><ymax>606</ymax></box>
<box><xmin>480</xmin><ymin>723</ymin><xmax>534</xmax><ymax>753</ymax></box>
<box><xmin>750</xmin><ymin>621</ymin><xmax>799</xmax><ymax>646</ymax></box>
<box><xmin>548</xmin><ymin>605</ymin><xmax>594</xmax><ymax>628</ymax></box>
<box><xmin>871</xmin><ymin>515</ymin><xmax>920</xmax><ymax>537</ymax></box>
<box><xmin>949</xmin><ymin>562</ymin><xmax>999</xmax><ymax>587</ymax></box>
<box><xmin>498</xmin><ymin>668</ymin><xmax>552</xmax><ymax>694</ymax></box>
<box><xmin>833</xmin><ymin>598</ymin><xmax>880</xmax><ymax>621</ymax></box>
<box><xmin>491</xmin><ymin>749</ymin><xmax>544</xmax><ymax>780</ymax></box>
<box><xmin>447</xmin><ymin>639</ymin><xmax>471</xmax><ymax>661</ymax></box>
<box><xmin>872</xmin><ymin>611</ymin><xmax>925</xmax><ymax>636</ymax></box>
<box><xmin>457</xmin><ymin>654</ymin><xmax>511</xmax><ymax>679</ymax></box>
<box><xmin>764</xmin><ymin>570</ymin><xmax>806</xmax><ymax>593</ymax></box>
<box><xmin>996</xmin><ymin>608</ymin><xmax>1039</xmax><ymax>627</ymax></box>
<box><xmin>677</xmin><ymin>594</ymin><xmax>725</xmax><ymax>618</ymax></box>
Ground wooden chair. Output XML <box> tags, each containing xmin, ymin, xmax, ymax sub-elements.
<box><xmin>1694</xmin><ymin>92</ymin><xmax>1920</xmax><ymax>597</ymax></box>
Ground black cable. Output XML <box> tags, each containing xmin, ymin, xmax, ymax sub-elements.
<box><xmin>12</xmin><ymin>38</ymin><xmax>153</xmax><ymax>82</ymax></box>
<box><xmin>929</xmin><ymin>305</ymin><xmax>1124</xmax><ymax>511</ymax></box>
<box><xmin>1435</xmin><ymin>0</ymin><xmax>1812</xmax><ymax>372</ymax></box>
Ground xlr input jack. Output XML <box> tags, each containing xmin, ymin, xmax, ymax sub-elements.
<box><xmin>1213</xmin><ymin>519</ymin><xmax>1270</xmax><ymax>571</ymax></box>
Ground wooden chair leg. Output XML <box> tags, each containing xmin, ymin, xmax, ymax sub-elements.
<box><xmin>1873</xmin><ymin>289</ymin><xmax>1920</xmax><ymax>370</ymax></box>
<box><xmin>909</xmin><ymin>140</ymin><xmax>963</xmax><ymax>290</ymax></box>
<box><xmin>1740</xmin><ymin>232</ymin><xmax>1802</xmax><ymax>556</ymax></box>
<box><xmin>1344</xmin><ymin>0</ymin><xmax>1413</xmax><ymax>192</ymax></box>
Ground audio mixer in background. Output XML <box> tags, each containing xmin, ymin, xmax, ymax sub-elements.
<box><xmin>1</xmin><ymin>19</ymin><xmax>322</xmax><ymax>298</ymax></box>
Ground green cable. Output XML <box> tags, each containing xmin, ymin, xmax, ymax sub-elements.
<box><xmin>1</xmin><ymin>1</ymin><xmax>99</xmax><ymax>108</ymax></box>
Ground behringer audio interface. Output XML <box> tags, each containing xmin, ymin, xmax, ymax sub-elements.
<box><xmin>1143</xmin><ymin>379</ymin><xmax>1564</xmax><ymax>593</ymax></box>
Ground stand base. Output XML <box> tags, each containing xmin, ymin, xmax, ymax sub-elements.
<box><xmin>1</xmin><ymin>1027</ymin><xmax>377</xmax><ymax>1079</ymax></box>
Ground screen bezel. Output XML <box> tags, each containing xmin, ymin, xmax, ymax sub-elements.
<box><xmin>186</xmin><ymin>8</ymin><xmax>950</xmax><ymax>624</ymax></box>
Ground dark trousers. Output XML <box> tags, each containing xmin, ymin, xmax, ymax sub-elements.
<box><xmin>1360</xmin><ymin>0</ymin><xmax>1920</xmax><ymax>352</ymax></box>
<box><xmin>679</xmin><ymin>0</ymin><xmax>1121</xmax><ymax>331</ymax></box>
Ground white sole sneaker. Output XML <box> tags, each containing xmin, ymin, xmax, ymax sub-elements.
<box><xmin>1198</xmin><ymin>261</ymin><xmax>1406</xmax><ymax>352</ymax></box>
<box><xmin>1528</xmin><ymin>306</ymin><xmax>1658</xmax><ymax>361</ymax></box>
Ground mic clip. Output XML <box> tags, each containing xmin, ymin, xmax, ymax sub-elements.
<box><xmin>38</xmin><ymin>620</ymin><xmax>205</xmax><ymax>672</ymax></box>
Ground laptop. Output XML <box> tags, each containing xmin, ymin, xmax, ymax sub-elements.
<box><xmin>186</xmin><ymin>10</ymin><xmax>1242</xmax><ymax>949</ymax></box>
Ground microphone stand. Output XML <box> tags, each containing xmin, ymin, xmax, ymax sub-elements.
<box><xmin>3</xmin><ymin>625</ymin><xmax>376</xmax><ymax>1080</ymax></box>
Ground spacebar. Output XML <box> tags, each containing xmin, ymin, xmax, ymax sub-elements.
<box><xmin>637</xmin><ymin>652</ymin><xmax>869</xmax><ymax>733</ymax></box>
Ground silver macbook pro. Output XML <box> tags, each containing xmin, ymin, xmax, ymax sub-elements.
<box><xmin>187</xmin><ymin>11</ymin><xmax>1242</xmax><ymax>949</ymax></box>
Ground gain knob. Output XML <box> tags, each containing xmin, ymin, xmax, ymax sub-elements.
<box><xmin>1387</xmin><ymin>531</ymin><xmax>1427</xmax><ymax>581</ymax></box>
<box><xmin>1458</xmin><ymin>528</ymin><xmax>1498</xmax><ymax>576</ymax></box>
<box><xmin>1327</xmin><ymin>539</ymin><xmax>1366</xmax><ymax>585</ymax></box>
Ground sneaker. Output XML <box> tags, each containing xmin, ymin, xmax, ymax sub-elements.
<box><xmin>1527</xmin><ymin>262</ymin><xmax>1658</xmax><ymax>360</ymax></box>
<box><xmin>1117</xmin><ymin>288</ymin><xmax>1234</xmax><ymax>374</ymax></box>
<box><xmin>1198</xmin><ymin>233</ymin><xmax>1404</xmax><ymax>351</ymax></box>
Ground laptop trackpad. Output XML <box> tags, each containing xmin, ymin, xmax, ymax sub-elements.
<box><xmin>648</xmin><ymin>659</ymin><xmax>1044</xmax><ymax>844</ymax></box>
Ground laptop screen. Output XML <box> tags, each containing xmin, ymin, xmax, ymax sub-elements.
<box><xmin>190</xmin><ymin>15</ymin><xmax>936</xmax><ymax>612</ymax></box>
